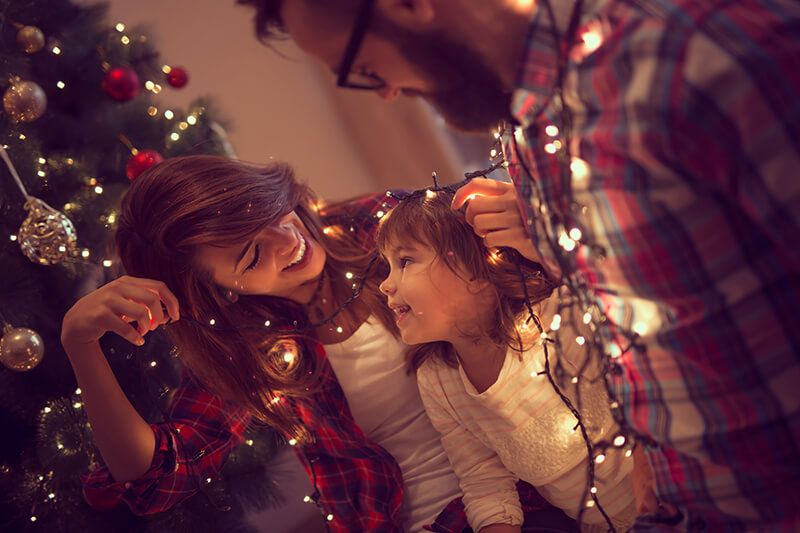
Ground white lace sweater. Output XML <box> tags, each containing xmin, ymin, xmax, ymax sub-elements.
<box><xmin>416</xmin><ymin>336</ymin><xmax>636</xmax><ymax>531</ymax></box>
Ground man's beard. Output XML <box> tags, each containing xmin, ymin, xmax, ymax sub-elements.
<box><xmin>378</xmin><ymin>23</ymin><xmax>513</xmax><ymax>132</ymax></box>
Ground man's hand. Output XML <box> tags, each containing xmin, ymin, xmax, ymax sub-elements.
<box><xmin>452</xmin><ymin>178</ymin><xmax>540</xmax><ymax>262</ymax></box>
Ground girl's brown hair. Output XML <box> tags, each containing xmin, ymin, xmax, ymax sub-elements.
<box><xmin>116</xmin><ymin>155</ymin><xmax>396</xmax><ymax>441</ymax></box>
<box><xmin>375</xmin><ymin>186</ymin><xmax>556</xmax><ymax>372</ymax></box>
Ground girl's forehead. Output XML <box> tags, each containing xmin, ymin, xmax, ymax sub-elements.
<box><xmin>381</xmin><ymin>234</ymin><xmax>428</xmax><ymax>253</ymax></box>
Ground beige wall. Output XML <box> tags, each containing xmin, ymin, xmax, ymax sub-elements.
<box><xmin>95</xmin><ymin>0</ymin><xmax>466</xmax><ymax>201</ymax></box>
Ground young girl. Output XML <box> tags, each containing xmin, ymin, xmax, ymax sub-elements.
<box><xmin>60</xmin><ymin>155</ymin><xmax>562</xmax><ymax>532</ymax></box>
<box><xmin>376</xmin><ymin>183</ymin><xmax>638</xmax><ymax>533</ymax></box>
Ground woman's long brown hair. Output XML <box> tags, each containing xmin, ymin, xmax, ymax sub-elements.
<box><xmin>375</xmin><ymin>187</ymin><xmax>556</xmax><ymax>372</ymax></box>
<box><xmin>116</xmin><ymin>155</ymin><xmax>396</xmax><ymax>441</ymax></box>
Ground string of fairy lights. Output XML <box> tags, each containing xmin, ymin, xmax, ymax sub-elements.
<box><xmin>2</xmin><ymin>21</ymin><xmax>215</xmax><ymax>272</ymax></box>
<box><xmin>0</xmin><ymin>14</ymin><xmax>231</xmax><ymax>525</ymax></box>
<box><xmin>5</xmin><ymin>3</ymin><xmax>646</xmax><ymax>531</ymax></box>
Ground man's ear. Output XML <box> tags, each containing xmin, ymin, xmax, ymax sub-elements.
<box><xmin>376</xmin><ymin>0</ymin><xmax>436</xmax><ymax>27</ymax></box>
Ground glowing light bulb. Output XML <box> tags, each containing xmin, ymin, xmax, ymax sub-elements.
<box><xmin>582</xmin><ymin>29</ymin><xmax>603</xmax><ymax>54</ymax></box>
<box><xmin>545</xmin><ymin>125</ymin><xmax>559</xmax><ymax>136</ymax></box>
<box><xmin>288</xmin><ymin>439</ymin><xmax>297</xmax><ymax>446</ymax></box>
<box><xmin>595</xmin><ymin>453</ymin><xmax>606</xmax><ymax>464</ymax></box>
<box><xmin>209</xmin><ymin>319</ymin><xmax>216</xmax><ymax>325</ymax></box>
<box><xmin>614</xmin><ymin>435</ymin><xmax>626</xmax><ymax>447</ymax></box>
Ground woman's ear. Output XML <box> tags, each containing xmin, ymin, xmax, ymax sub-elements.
<box><xmin>376</xmin><ymin>0</ymin><xmax>436</xmax><ymax>27</ymax></box>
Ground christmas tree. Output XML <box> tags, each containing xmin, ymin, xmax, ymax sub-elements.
<box><xmin>0</xmin><ymin>0</ymin><xmax>284</xmax><ymax>531</ymax></box>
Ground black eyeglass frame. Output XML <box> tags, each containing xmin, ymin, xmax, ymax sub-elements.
<box><xmin>336</xmin><ymin>0</ymin><xmax>386</xmax><ymax>90</ymax></box>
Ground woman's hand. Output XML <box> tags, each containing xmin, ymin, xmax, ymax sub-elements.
<box><xmin>452</xmin><ymin>178</ymin><xmax>540</xmax><ymax>262</ymax></box>
<box><xmin>61</xmin><ymin>275</ymin><xmax>180</xmax><ymax>350</ymax></box>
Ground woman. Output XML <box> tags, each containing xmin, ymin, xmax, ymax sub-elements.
<box><xmin>60</xmin><ymin>155</ymin><xmax>570</xmax><ymax>532</ymax></box>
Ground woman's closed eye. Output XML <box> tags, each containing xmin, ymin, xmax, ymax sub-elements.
<box><xmin>245</xmin><ymin>245</ymin><xmax>261</xmax><ymax>272</ymax></box>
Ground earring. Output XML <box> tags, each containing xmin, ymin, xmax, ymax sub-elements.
<box><xmin>221</xmin><ymin>288</ymin><xmax>239</xmax><ymax>303</ymax></box>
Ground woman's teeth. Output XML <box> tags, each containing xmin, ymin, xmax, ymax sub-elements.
<box><xmin>284</xmin><ymin>236</ymin><xmax>306</xmax><ymax>269</ymax></box>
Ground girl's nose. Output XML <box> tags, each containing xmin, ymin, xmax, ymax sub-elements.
<box><xmin>379</xmin><ymin>277</ymin><xmax>394</xmax><ymax>296</ymax></box>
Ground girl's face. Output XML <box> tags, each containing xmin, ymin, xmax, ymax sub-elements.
<box><xmin>379</xmin><ymin>238</ymin><xmax>488</xmax><ymax>345</ymax></box>
<box><xmin>196</xmin><ymin>211</ymin><xmax>326</xmax><ymax>304</ymax></box>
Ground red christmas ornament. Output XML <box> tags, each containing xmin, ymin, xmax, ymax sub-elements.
<box><xmin>102</xmin><ymin>66</ymin><xmax>140</xmax><ymax>102</ymax></box>
<box><xmin>165</xmin><ymin>66</ymin><xmax>189</xmax><ymax>88</ymax></box>
<box><xmin>126</xmin><ymin>150</ymin><xmax>164</xmax><ymax>181</ymax></box>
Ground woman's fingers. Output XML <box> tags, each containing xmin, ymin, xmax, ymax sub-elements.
<box><xmin>117</xmin><ymin>276</ymin><xmax>180</xmax><ymax>322</ymax></box>
<box><xmin>100</xmin><ymin>313</ymin><xmax>146</xmax><ymax>346</ymax></box>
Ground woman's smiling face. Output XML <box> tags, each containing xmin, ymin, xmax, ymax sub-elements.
<box><xmin>196</xmin><ymin>211</ymin><xmax>326</xmax><ymax>304</ymax></box>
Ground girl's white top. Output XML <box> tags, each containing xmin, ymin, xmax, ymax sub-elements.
<box><xmin>323</xmin><ymin>317</ymin><xmax>462</xmax><ymax>533</ymax></box>
<box><xmin>416</xmin><ymin>319</ymin><xmax>635</xmax><ymax>531</ymax></box>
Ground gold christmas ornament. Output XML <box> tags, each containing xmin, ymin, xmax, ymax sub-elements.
<box><xmin>17</xmin><ymin>197</ymin><xmax>77</xmax><ymax>265</ymax></box>
<box><xmin>0</xmin><ymin>326</ymin><xmax>44</xmax><ymax>371</ymax></box>
<box><xmin>3</xmin><ymin>80</ymin><xmax>47</xmax><ymax>122</ymax></box>
<box><xmin>17</xmin><ymin>26</ymin><xmax>46</xmax><ymax>53</ymax></box>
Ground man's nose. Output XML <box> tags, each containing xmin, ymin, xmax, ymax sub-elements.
<box><xmin>376</xmin><ymin>86</ymin><xmax>401</xmax><ymax>101</ymax></box>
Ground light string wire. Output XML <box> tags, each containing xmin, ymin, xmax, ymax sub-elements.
<box><xmin>502</xmin><ymin>0</ymin><xmax>663</xmax><ymax>528</ymax></box>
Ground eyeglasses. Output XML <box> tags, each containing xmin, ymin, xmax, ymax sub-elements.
<box><xmin>336</xmin><ymin>0</ymin><xmax>386</xmax><ymax>90</ymax></box>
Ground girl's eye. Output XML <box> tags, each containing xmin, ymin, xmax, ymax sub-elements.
<box><xmin>245</xmin><ymin>245</ymin><xmax>261</xmax><ymax>272</ymax></box>
<box><xmin>399</xmin><ymin>257</ymin><xmax>412</xmax><ymax>269</ymax></box>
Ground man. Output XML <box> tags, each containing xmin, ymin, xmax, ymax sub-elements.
<box><xmin>237</xmin><ymin>0</ymin><xmax>800</xmax><ymax>530</ymax></box>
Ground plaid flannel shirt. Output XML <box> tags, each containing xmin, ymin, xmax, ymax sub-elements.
<box><xmin>82</xmin><ymin>192</ymin><xmax>548</xmax><ymax>532</ymax></box>
<box><xmin>507</xmin><ymin>0</ymin><xmax>800</xmax><ymax>530</ymax></box>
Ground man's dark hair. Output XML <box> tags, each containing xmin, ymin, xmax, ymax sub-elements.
<box><xmin>236</xmin><ymin>0</ymin><xmax>289</xmax><ymax>42</ymax></box>
<box><xmin>237</xmin><ymin>0</ymin><xmax>363</xmax><ymax>43</ymax></box>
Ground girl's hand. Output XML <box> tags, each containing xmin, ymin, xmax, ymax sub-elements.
<box><xmin>61</xmin><ymin>275</ymin><xmax>180</xmax><ymax>349</ymax></box>
<box><xmin>633</xmin><ymin>444</ymin><xmax>678</xmax><ymax>515</ymax></box>
<box><xmin>452</xmin><ymin>178</ymin><xmax>541</xmax><ymax>262</ymax></box>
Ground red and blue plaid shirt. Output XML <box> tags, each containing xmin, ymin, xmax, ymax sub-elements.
<box><xmin>82</xmin><ymin>192</ymin><xmax>547</xmax><ymax>532</ymax></box>
<box><xmin>507</xmin><ymin>0</ymin><xmax>800</xmax><ymax>530</ymax></box>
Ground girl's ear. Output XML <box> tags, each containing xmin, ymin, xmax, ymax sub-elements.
<box><xmin>466</xmin><ymin>277</ymin><xmax>491</xmax><ymax>294</ymax></box>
